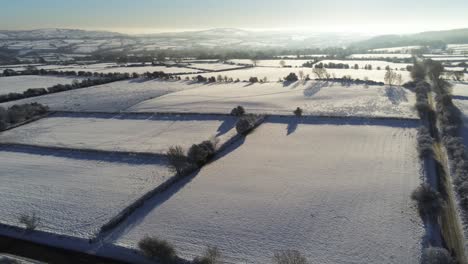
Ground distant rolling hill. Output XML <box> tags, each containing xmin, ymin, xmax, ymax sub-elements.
<box><xmin>351</xmin><ymin>28</ymin><xmax>468</xmax><ymax>50</ymax></box>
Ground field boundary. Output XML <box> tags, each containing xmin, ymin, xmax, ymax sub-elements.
<box><xmin>0</xmin><ymin>143</ymin><xmax>167</xmax><ymax>163</ymax></box>
<box><xmin>52</xmin><ymin>110</ymin><xmax>420</xmax><ymax>122</ymax></box>
<box><xmin>91</xmin><ymin>118</ymin><xmax>251</xmax><ymax>243</ymax></box>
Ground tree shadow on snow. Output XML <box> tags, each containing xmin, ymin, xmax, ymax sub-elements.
<box><xmin>216</xmin><ymin>118</ymin><xmax>236</xmax><ymax>136</ymax></box>
<box><xmin>303</xmin><ymin>81</ymin><xmax>328</xmax><ymax>97</ymax></box>
<box><xmin>384</xmin><ymin>86</ymin><xmax>408</xmax><ymax>105</ymax></box>
<box><xmin>100</xmin><ymin>136</ymin><xmax>246</xmax><ymax>243</ymax></box>
<box><xmin>286</xmin><ymin>119</ymin><xmax>299</xmax><ymax>135</ymax></box>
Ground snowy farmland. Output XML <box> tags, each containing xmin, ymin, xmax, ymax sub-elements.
<box><xmin>181</xmin><ymin>67</ymin><xmax>412</xmax><ymax>83</ymax></box>
<box><xmin>316</xmin><ymin>59</ymin><xmax>411</xmax><ymax>70</ymax></box>
<box><xmin>0</xmin><ymin>113</ymin><xmax>236</xmax><ymax>154</ymax></box>
<box><xmin>95</xmin><ymin>65</ymin><xmax>201</xmax><ymax>74</ymax></box>
<box><xmin>348</xmin><ymin>53</ymin><xmax>413</xmax><ymax>59</ymax></box>
<box><xmin>0</xmin><ymin>75</ymin><xmax>84</xmax><ymax>94</ymax></box>
<box><xmin>184</xmin><ymin>63</ymin><xmax>246</xmax><ymax>71</ymax></box>
<box><xmin>229</xmin><ymin>59</ymin><xmax>313</xmax><ymax>67</ymax></box>
<box><xmin>0</xmin><ymin>146</ymin><xmax>173</xmax><ymax>238</ymax></box>
<box><xmin>0</xmin><ymin>80</ymin><xmax>202</xmax><ymax>112</ymax></box>
<box><xmin>128</xmin><ymin>81</ymin><xmax>417</xmax><ymax>118</ymax></box>
<box><xmin>114</xmin><ymin>120</ymin><xmax>424</xmax><ymax>264</ymax></box>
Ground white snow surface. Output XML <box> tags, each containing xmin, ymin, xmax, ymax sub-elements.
<box><xmin>0</xmin><ymin>147</ymin><xmax>172</xmax><ymax>238</ymax></box>
<box><xmin>229</xmin><ymin>59</ymin><xmax>312</xmax><ymax>67</ymax></box>
<box><xmin>0</xmin><ymin>75</ymin><xmax>84</xmax><ymax>94</ymax></box>
<box><xmin>96</xmin><ymin>66</ymin><xmax>200</xmax><ymax>74</ymax></box>
<box><xmin>183</xmin><ymin>63</ymin><xmax>245</xmax><ymax>71</ymax></box>
<box><xmin>0</xmin><ymin>113</ymin><xmax>236</xmax><ymax>154</ymax></box>
<box><xmin>128</xmin><ymin>81</ymin><xmax>417</xmax><ymax>118</ymax></box>
<box><xmin>348</xmin><ymin>53</ymin><xmax>413</xmax><ymax>59</ymax></box>
<box><xmin>115</xmin><ymin>120</ymin><xmax>424</xmax><ymax>264</ymax></box>
<box><xmin>181</xmin><ymin>67</ymin><xmax>411</xmax><ymax>83</ymax></box>
<box><xmin>316</xmin><ymin>59</ymin><xmax>411</xmax><ymax>70</ymax></box>
<box><xmin>0</xmin><ymin>80</ymin><xmax>201</xmax><ymax>112</ymax></box>
<box><xmin>451</xmin><ymin>83</ymin><xmax>468</xmax><ymax>97</ymax></box>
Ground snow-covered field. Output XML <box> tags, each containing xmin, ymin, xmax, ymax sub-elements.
<box><xmin>115</xmin><ymin>120</ymin><xmax>423</xmax><ymax>264</ymax></box>
<box><xmin>371</xmin><ymin>46</ymin><xmax>421</xmax><ymax>53</ymax></box>
<box><xmin>0</xmin><ymin>80</ymin><xmax>201</xmax><ymax>112</ymax></box>
<box><xmin>184</xmin><ymin>63</ymin><xmax>245</xmax><ymax>71</ymax></box>
<box><xmin>0</xmin><ymin>75</ymin><xmax>83</xmax><ymax>94</ymax></box>
<box><xmin>450</xmin><ymin>83</ymin><xmax>468</xmax><ymax>97</ymax></box>
<box><xmin>0</xmin><ymin>113</ymin><xmax>236</xmax><ymax>154</ymax></box>
<box><xmin>229</xmin><ymin>59</ymin><xmax>313</xmax><ymax>67</ymax></box>
<box><xmin>448</xmin><ymin>44</ymin><xmax>468</xmax><ymax>55</ymax></box>
<box><xmin>348</xmin><ymin>53</ymin><xmax>413</xmax><ymax>59</ymax></box>
<box><xmin>423</xmin><ymin>55</ymin><xmax>468</xmax><ymax>61</ymax></box>
<box><xmin>316</xmin><ymin>59</ymin><xmax>411</xmax><ymax>70</ymax></box>
<box><xmin>0</xmin><ymin>146</ymin><xmax>172</xmax><ymax>238</ymax></box>
<box><xmin>181</xmin><ymin>67</ymin><xmax>411</xmax><ymax>83</ymax></box>
<box><xmin>128</xmin><ymin>81</ymin><xmax>417</xmax><ymax>118</ymax></box>
<box><xmin>96</xmin><ymin>66</ymin><xmax>200</xmax><ymax>74</ymax></box>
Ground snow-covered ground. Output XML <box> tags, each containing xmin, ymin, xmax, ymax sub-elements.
<box><xmin>96</xmin><ymin>66</ymin><xmax>200</xmax><ymax>74</ymax></box>
<box><xmin>450</xmin><ymin>83</ymin><xmax>468</xmax><ymax>97</ymax></box>
<box><xmin>316</xmin><ymin>59</ymin><xmax>411</xmax><ymax>70</ymax></box>
<box><xmin>371</xmin><ymin>46</ymin><xmax>421</xmax><ymax>53</ymax></box>
<box><xmin>181</xmin><ymin>67</ymin><xmax>412</xmax><ymax>83</ymax></box>
<box><xmin>423</xmin><ymin>55</ymin><xmax>468</xmax><ymax>61</ymax></box>
<box><xmin>0</xmin><ymin>113</ymin><xmax>236</xmax><ymax>154</ymax></box>
<box><xmin>228</xmin><ymin>59</ymin><xmax>312</xmax><ymax>67</ymax></box>
<box><xmin>0</xmin><ymin>146</ymin><xmax>172</xmax><ymax>238</ymax></box>
<box><xmin>114</xmin><ymin>120</ymin><xmax>423</xmax><ymax>264</ymax></box>
<box><xmin>348</xmin><ymin>53</ymin><xmax>413</xmax><ymax>59</ymax></box>
<box><xmin>0</xmin><ymin>80</ymin><xmax>201</xmax><ymax>112</ymax></box>
<box><xmin>184</xmin><ymin>63</ymin><xmax>246</xmax><ymax>71</ymax></box>
<box><xmin>448</xmin><ymin>44</ymin><xmax>468</xmax><ymax>55</ymax></box>
<box><xmin>128</xmin><ymin>81</ymin><xmax>417</xmax><ymax>118</ymax></box>
<box><xmin>0</xmin><ymin>75</ymin><xmax>84</xmax><ymax>94</ymax></box>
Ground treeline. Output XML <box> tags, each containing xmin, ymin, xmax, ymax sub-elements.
<box><xmin>0</xmin><ymin>103</ymin><xmax>48</xmax><ymax>130</ymax></box>
<box><xmin>0</xmin><ymin>69</ymin><xmax>188</xmax><ymax>104</ymax></box>
<box><xmin>0</xmin><ymin>71</ymin><xmax>131</xmax><ymax>103</ymax></box>
<box><xmin>408</xmin><ymin>59</ymin><xmax>456</xmax><ymax>263</ymax></box>
<box><xmin>88</xmin><ymin>46</ymin><xmax>367</xmax><ymax>63</ymax></box>
<box><xmin>312</xmin><ymin>62</ymin><xmax>411</xmax><ymax>71</ymax></box>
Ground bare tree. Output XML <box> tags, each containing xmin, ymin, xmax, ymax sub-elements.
<box><xmin>396</xmin><ymin>74</ymin><xmax>403</xmax><ymax>86</ymax></box>
<box><xmin>273</xmin><ymin>250</ymin><xmax>308</xmax><ymax>264</ymax></box>
<box><xmin>298</xmin><ymin>70</ymin><xmax>304</xmax><ymax>81</ymax></box>
<box><xmin>384</xmin><ymin>68</ymin><xmax>398</xmax><ymax>86</ymax></box>
<box><xmin>312</xmin><ymin>68</ymin><xmax>328</xmax><ymax>79</ymax></box>
<box><xmin>279</xmin><ymin>60</ymin><xmax>286</xmax><ymax>67</ymax></box>
<box><xmin>251</xmin><ymin>58</ymin><xmax>258</xmax><ymax>67</ymax></box>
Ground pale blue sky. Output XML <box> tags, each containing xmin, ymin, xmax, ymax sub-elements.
<box><xmin>2</xmin><ymin>0</ymin><xmax>468</xmax><ymax>34</ymax></box>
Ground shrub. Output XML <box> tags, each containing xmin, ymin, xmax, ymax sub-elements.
<box><xmin>188</xmin><ymin>140</ymin><xmax>217</xmax><ymax>167</ymax></box>
<box><xmin>236</xmin><ymin>115</ymin><xmax>258</xmax><ymax>135</ymax></box>
<box><xmin>415</xmin><ymin>102</ymin><xmax>431</xmax><ymax>117</ymax></box>
<box><xmin>411</xmin><ymin>61</ymin><xmax>427</xmax><ymax>81</ymax></box>
<box><xmin>6</xmin><ymin>103</ymin><xmax>48</xmax><ymax>124</ymax></box>
<box><xmin>231</xmin><ymin>106</ymin><xmax>245</xmax><ymax>116</ymax></box>
<box><xmin>19</xmin><ymin>212</ymin><xmax>41</xmax><ymax>231</ymax></box>
<box><xmin>411</xmin><ymin>184</ymin><xmax>444</xmax><ymax>217</ymax></box>
<box><xmin>138</xmin><ymin>236</ymin><xmax>177</xmax><ymax>263</ymax></box>
<box><xmin>284</xmin><ymin>73</ymin><xmax>299</xmax><ymax>82</ymax></box>
<box><xmin>167</xmin><ymin>146</ymin><xmax>191</xmax><ymax>175</ymax></box>
<box><xmin>421</xmin><ymin>247</ymin><xmax>454</xmax><ymax>264</ymax></box>
<box><xmin>23</xmin><ymin>88</ymin><xmax>47</xmax><ymax>97</ymax></box>
<box><xmin>249</xmin><ymin>77</ymin><xmax>259</xmax><ymax>83</ymax></box>
<box><xmin>294</xmin><ymin>107</ymin><xmax>303</xmax><ymax>117</ymax></box>
<box><xmin>196</xmin><ymin>75</ymin><xmax>208</xmax><ymax>82</ymax></box>
<box><xmin>272</xmin><ymin>250</ymin><xmax>308</xmax><ymax>264</ymax></box>
<box><xmin>193</xmin><ymin>246</ymin><xmax>222</xmax><ymax>264</ymax></box>
<box><xmin>417</xmin><ymin>127</ymin><xmax>433</xmax><ymax>158</ymax></box>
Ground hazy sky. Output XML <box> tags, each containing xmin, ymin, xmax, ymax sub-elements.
<box><xmin>2</xmin><ymin>0</ymin><xmax>468</xmax><ymax>34</ymax></box>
